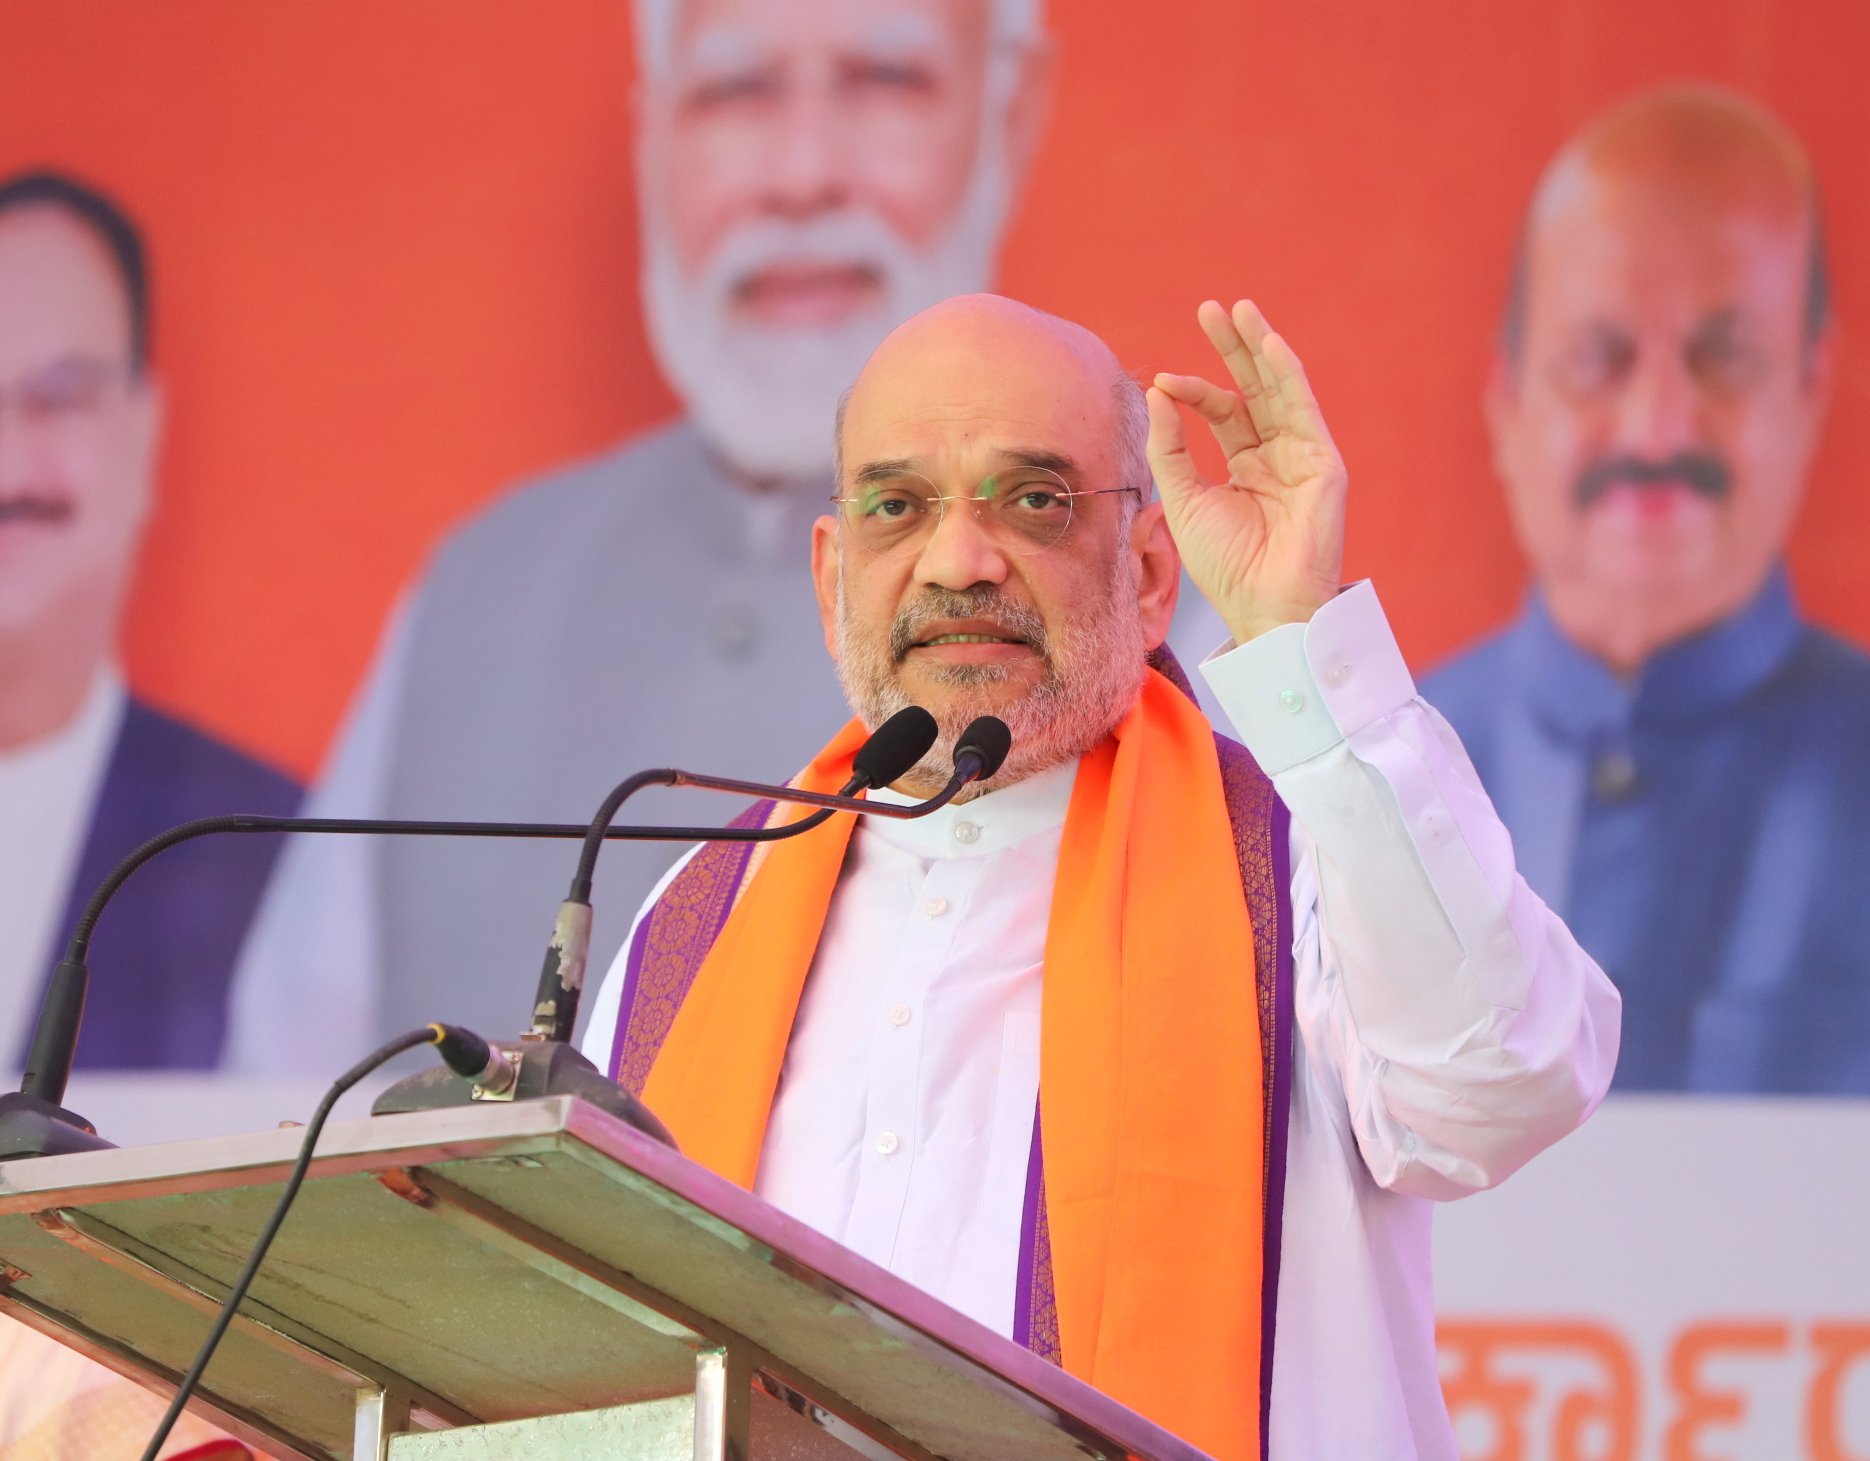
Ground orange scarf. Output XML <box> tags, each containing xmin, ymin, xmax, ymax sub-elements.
<box><xmin>643</xmin><ymin>669</ymin><xmax>1265</xmax><ymax>1457</ymax></box>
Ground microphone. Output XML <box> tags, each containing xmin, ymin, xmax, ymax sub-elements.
<box><xmin>0</xmin><ymin>708</ymin><xmax>1005</xmax><ymax>1160</ymax></box>
<box><xmin>526</xmin><ymin>706</ymin><xmax>944</xmax><ymax>1047</ymax></box>
<box><xmin>953</xmin><ymin>715</ymin><xmax>1014</xmax><ymax>782</ymax></box>
<box><xmin>371</xmin><ymin>708</ymin><xmax>957</xmax><ymax>1124</ymax></box>
<box><xmin>0</xmin><ymin>711</ymin><xmax>943</xmax><ymax>1162</ymax></box>
<box><xmin>853</xmin><ymin>704</ymin><xmax>942</xmax><ymax>789</ymax></box>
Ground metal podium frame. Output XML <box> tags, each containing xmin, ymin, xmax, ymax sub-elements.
<box><xmin>0</xmin><ymin>1097</ymin><xmax>1209</xmax><ymax>1461</ymax></box>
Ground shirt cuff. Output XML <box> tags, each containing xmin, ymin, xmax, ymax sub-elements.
<box><xmin>1196</xmin><ymin>581</ymin><xmax>1418</xmax><ymax>774</ymax></box>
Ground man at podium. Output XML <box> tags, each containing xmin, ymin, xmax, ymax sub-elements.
<box><xmin>582</xmin><ymin>294</ymin><xmax>1621</xmax><ymax>1459</ymax></box>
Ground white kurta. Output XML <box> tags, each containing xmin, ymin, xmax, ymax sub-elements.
<box><xmin>583</xmin><ymin>583</ymin><xmax>1622</xmax><ymax>1460</ymax></box>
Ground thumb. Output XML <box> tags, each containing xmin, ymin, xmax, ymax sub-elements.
<box><xmin>1144</xmin><ymin>385</ymin><xmax>1200</xmax><ymax>511</ymax></box>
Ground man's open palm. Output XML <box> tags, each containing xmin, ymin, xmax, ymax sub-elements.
<box><xmin>1146</xmin><ymin>299</ymin><xmax>1348</xmax><ymax>644</ymax></box>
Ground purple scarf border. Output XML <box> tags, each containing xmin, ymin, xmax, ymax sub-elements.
<box><xmin>1260</xmin><ymin>792</ymin><xmax>1294</xmax><ymax>1456</ymax></box>
<box><xmin>1008</xmin><ymin>724</ymin><xmax>1297</xmax><ymax>1460</ymax></box>
<box><xmin>608</xmin><ymin>799</ymin><xmax>772</xmax><ymax>1091</ymax></box>
<box><xmin>616</xmin><ymin>649</ymin><xmax>1297</xmax><ymax>1453</ymax></box>
<box><xmin>1011</xmin><ymin>1106</ymin><xmax>1061</xmax><ymax>1363</ymax></box>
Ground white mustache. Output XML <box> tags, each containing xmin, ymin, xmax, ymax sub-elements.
<box><xmin>0</xmin><ymin>494</ymin><xmax>74</xmax><ymax>524</ymax></box>
<box><xmin>890</xmin><ymin>590</ymin><xmax>1048</xmax><ymax>661</ymax></box>
<box><xmin>695</xmin><ymin>210</ymin><xmax>921</xmax><ymax>324</ymax></box>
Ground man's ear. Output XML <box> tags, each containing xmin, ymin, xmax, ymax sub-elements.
<box><xmin>1000</xmin><ymin>40</ymin><xmax>1055</xmax><ymax>195</ymax></box>
<box><xmin>1482</xmin><ymin>347</ymin><xmax>1519</xmax><ymax>486</ymax></box>
<box><xmin>810</xmin><ymin>515</ymin><xmax>843</xmax><ymax>659</ymax></box>
<box><xmin>1131</xmin><ymin>500</ymin><xmax>1180</xmax><ymax>651</ymax></box>
<box><xmin>125</xmin><ymin>373</ymin><xmax>164</xmax><ymax>529</ymax></box>
<box><xmin>1802</xmin><ymin>321</ymin><xmax>1839</xmax><ymax>417</ymax></box>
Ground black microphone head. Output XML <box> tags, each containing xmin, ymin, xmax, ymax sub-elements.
<box><xmin>852</xmin><ymin>706</ymin><xmax>939</xmax><ymax>789</ymax></box>
<box><xmin>953</xmin><ymin>716</ymin><xmax>1013</xmax><ymax>781</ymax></box>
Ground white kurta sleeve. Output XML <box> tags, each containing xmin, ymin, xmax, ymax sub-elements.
<box><xmin>1200</xmin><ymin>582</ymin><xmax>1621</xmax><ymax>1200</ymax></box>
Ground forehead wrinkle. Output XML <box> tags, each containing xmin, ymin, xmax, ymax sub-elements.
<box><xmin>990</xmin><ymin>445</ymin><xmax>1076</xmax><ymax>467</ymax></box>
<box><xmin>1525</xmin><ymin>178</ymin><xmax>1809</xmax><ymax>342</ymax></box>
<box><xmin>679</xmin><ymin>3</ymin><xmax>961</xmax><ymax>69</ymax></box>
<box><xmin>680</xmin><ymin>24</ymin><xmax>771</xmax><ymax>73</ymax></box>
<box><xmin>851</xmin><ymin>457</ymin><xmax>920</xmax><ymax>484</ymax></box>
<box><xmin>859</xmin><ymin>10</ymin><xmax>949</xmax><ymax>54</ymax></box>
<box><xmin>1529</xmin><ymin>90</ymin><xmax>1815</xmax><ymax>272</ymax></box>
<box><xmin>0</xmin><ymin>209</ymin><xmax>138</xmax><ymax>367</ymax></box>
<box><xmin>841</xmin><ymin>294</ymin><xmax>1126</xmax><ymax>486</ymax></box>
<box><xmin>849</xmin><ymin>445</ymin><xmax>1079</xmax><ymax>489</ymax></box>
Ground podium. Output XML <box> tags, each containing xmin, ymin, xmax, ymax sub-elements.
<box><xmin>0</xmin><ymin>1096</ymin><xmax>1208</xmax><ymax>1460</ymax></box>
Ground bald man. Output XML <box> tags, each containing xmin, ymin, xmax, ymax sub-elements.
<box><xmin>582</xmin><ymin>294</ymin><xmax>1618</xmax><ymax>1458</ymax></box>
<box><xmin>1425</xmin><ymin>84</ymin><xmax>1870</xmax><ymax>1094</ymax></box>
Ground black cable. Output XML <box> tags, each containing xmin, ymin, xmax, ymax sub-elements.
<box><xmin>137</xmin><ymin>1026</ymin><xmax>445</xmax><ymax>1461</ymax></box>
<box><xmin>66</xmin><ymin>811</ymin><xmax>836</xmax><ymax>960</ymax></box>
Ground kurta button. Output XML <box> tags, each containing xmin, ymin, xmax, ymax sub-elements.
<box><xmin>887</xmin><ymin>1002</ymin><xmax>912</xmax><ymax>1027</ymax></box>
<box><xmin>715</xmin><ymin>607</ymin><xmax>755</xmax><ymax>657</ymax></box>
<box><xmin>874</xmin><ymin>1131</ymin><xmax>900</xmax><ymax>1155</ymax></box>
<box><xmin>1591</xmin><ymin>749</ymin><xmax>1640</xmax><ymax>803</ymax></box>
<box><xmin>1278</xmin><ymin>688</ymin><xmax>1305</xmax><ymax>714</ymax></box>
<box><xmin>953</xmin><ymin>821</ymin><xmax>981</xmax><ymax>845</ymax></box>
<box><xmin>1324</xmin><ymin>663</ymin><xmax>1351</xmax><ymax>688</ymax></box>
<box><xmin>924</xmin><ymin>897</ymin><xmax>949</xmax><ymax>917</ymax></box>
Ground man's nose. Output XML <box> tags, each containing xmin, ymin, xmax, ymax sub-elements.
<box><xmin>913</xmin><ymin>500</ymin><xmax>1010</xmax><ymax>592</ymax></box>
<box><xmin>762</xmin><ymin>79</ymin><xmax>851</xmax><ymax>219</ymax></box>
<box><xmin>1614</xmin><ymin>348</ymin><xmax>1702</xmax><ymax>460</ymax></box>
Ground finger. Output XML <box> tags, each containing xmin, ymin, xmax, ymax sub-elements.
<box><xmin>1229</xmin><ymin>299</ymin><xmax>1289</xmax><ymax>436</ymax></box>
<box><xmin>1151</xmin><ymin>370</ymin><xmax>1262</xmax><ymax>455</ymax></box>
<box><xmin>1199</xmin><ymin>299</ymin><xmax>1280</xmax><ymax>441</ymax></box>
<box><xmin>1258</xmin><ymin>329</ymin><xmax>1339</xmax><ymax>453</ymax></box>
<box><xmin>1143</xmin><ymin>385</ymin><xmax>1202</xmax><ymax>510</ymax></box>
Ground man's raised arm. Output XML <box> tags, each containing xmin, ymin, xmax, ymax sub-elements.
<box><xmin>1152</xmin><ymin>300</ymin><xmax>1621</xmax><ymax>1197</ymax></box>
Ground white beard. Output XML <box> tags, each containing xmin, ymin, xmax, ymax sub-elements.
<box><xmin>832</xmin><ymin>552</ymin><xmax>1149</xmax><ymax>798</ymax></box>
<box><xmin>638</xmin><ymin>142</ymin><xmax>1013</xmax><ymax>482</ymax></box>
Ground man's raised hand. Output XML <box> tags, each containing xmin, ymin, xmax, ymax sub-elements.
<box><xmin>1146</xmin><ymin>299</ymin><xmax>1347</xmax><ymax>645</ymax></box>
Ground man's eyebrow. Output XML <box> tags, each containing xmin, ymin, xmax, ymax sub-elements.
<box><xmin>851</xmin><ymin>458</ymin><xmax>920</xmax><ymax>485</ymax></box>
<box><xmin>1689</xmin><ymin>307</ymin><xmax>1747</xmax><ymax>341</ymax></box>
<box><xmin>991</xmin><ymin>447</ymin><xmax>1079</xmax><ymax>477</ymax></box>
<box><xmin>848</xmin><ymin>449</ymin><xmax>1080</xmax><ymax>485</ymax></box>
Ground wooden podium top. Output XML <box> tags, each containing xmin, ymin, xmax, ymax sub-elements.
<box><xmin>0</xmin><ymin>1096</ymin><xmax>1209</xmax><ymax>1461</ymax></box>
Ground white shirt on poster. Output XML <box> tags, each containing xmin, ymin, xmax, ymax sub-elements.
<box><xmin>583</xmin><ymin>583</ymin><xmax>1622</xmax><ymax>1460</ymax></box>
<box><xmin>0</xmin><ymin>669</ymin><xmax>124</xmax><ymax>1068</ymax></box>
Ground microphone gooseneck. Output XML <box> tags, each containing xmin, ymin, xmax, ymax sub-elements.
<box><xmin>532</xmin><ymin>707</ymin><xmax>942</xmax><ymax>1045</ymax></box>
<box><xmin>1</xmin><ymin>796</ymin><xmax>934</xmax><ymax>1162</ymax></box>
<box><xmin>0</xmin><ymin>706</ymin><xmax>1011</xmax><ymax>1162</ymax></box>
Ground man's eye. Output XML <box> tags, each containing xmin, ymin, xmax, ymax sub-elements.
<box><xmin>1551</xmin><ymin>332</ymin><xmax>1635</xmax><ymax>396</ymax></box>
<box><xmin>20</xmin><ymin>365</ymin><xmax>111</xmax><ymax>416</ymax></box>
<box><xmin>22</xmin><ymin>385</ymin><xmax>95</xmax><ymax>416</ymax></box>
<box><xmin>865</xmin><ymin>490</ymin><xmax>924</xmax><ymax>519</ymax></box>
<box><xmin>998</xmin><ymin>479</ymin><xmax>1070</xmax><ymax>516</ymax></box>
<box><xmin>1688</xmin><ymin>338</ymin><xmax>1766</xmax><ymax>391</ymax></box>
<box><xmin>841</xmin><ymin>58</ymin><xmax>938</xmax><ymax>97</ymax></box>
<box><xmin>683</xmin><ymin>71</ymin><xmax>779</xmax><ymax>111</ymax></box>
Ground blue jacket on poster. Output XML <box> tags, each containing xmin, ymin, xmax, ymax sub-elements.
<box><xmin>1424</xmin><ymin>566</ymin><xmax>1870</xmax><ymax>1095</ymax></box>
<box><xmin>17</xmin><ymin>699</ymin><xmax>301</xmax><ymax>1072</ymax></box>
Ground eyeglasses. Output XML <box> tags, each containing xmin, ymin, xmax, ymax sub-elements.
<box><xmin>830</xmin><ymin>466</ymin><xmax>1139</xmax><ymax>558</ymax></box>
